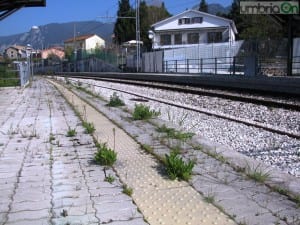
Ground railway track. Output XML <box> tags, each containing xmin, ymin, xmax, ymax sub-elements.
<box><xmin>58</xmin><ymin>73</ymin><xmax>300</xmax><ymax>111</ymax></box>
<box><xmin>56</xmin><ymin>75</ymin><xmax>300</xmax><ymax>177</ymax></box>
<box><xmin>60</xmin><ymin>75</ymin><xmax>300</xmax><ymax>139</ymax></box>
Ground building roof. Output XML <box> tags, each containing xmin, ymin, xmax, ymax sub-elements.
<box><xmin>151</xmin><ymin>9</ymin><xmax>238</xmax><ymax>34</ymax></box>
<box><xmin>5</xmin><ymin>45</ymin><xmax>26</xmax><ymax>51</ymax></box>
<box><xmin>64</xmin><ymin>34</ymin><xmax>96</xmax><ymax>43</ymax></box>
<box><xmin>0</xmin><ymin>0</ymin><xmax>46</xmax><ymax>20</ymax></box>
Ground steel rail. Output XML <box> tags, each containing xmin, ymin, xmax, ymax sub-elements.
<box><xmin>68</xmin><ymin>77</ymin><xmax>300</xmax><ymax>139</ymax></box>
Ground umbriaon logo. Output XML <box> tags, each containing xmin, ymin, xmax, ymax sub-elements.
<box><xmin>240</xmin><ymin>1</ymin><xmax>299</xmax><ymax>14</ymax></box>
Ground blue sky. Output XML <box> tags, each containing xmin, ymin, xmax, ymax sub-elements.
<box><xmin>0</xmin><ymin>0</ymin><xmax>232</xmax><ymax>36</ymax></box>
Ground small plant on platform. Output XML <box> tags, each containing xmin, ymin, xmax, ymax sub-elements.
<box><xmin>204</xmin><ymin>194</ymin><xmax>215</xmax><ymax>204</ymax></box>
<box><xmin>107</xmin><ymin>92</ymin><xmax>125</xmax><ymax>107</ymax></box>
<box><xmin>82</xmin><ymin>121</ymin><xmax>95</xmax><ymax>134</ymax></box>
<box><xmin>132</xmin><ymin>104</ymin><xmax>160</xmax><ymax>120</ymax></box>
<box><xmin>246</xmin><ymin>164</ymin><xmax>270</xmax><ymax>183</ymax></box>
<box><xmin>104</xmin><ymin>175</ymin><xmax>115</xmax><ymax>184</ymax></box>
<box><xmin>94</xmin><ymin>143</ymin><xmax>117</xmax><ymax>166</ymax></box>
<box><xmin>156</xmin><ymin>124</ymin><xmax>194</xmax><ymax>141</ymax></box>
<box><xmin>66</xmin><ymin>128</ymin><xmax>76</xmax><ymax>137</ymax></box>
<box><xmin>141</xmin><ymin>144</ymin><xmax>153</xmax><ymax>153</ymax></box>
<box><xmin>164</xmin><ymin>150</ymin><xmax>195</xmax><ymax>181</ymax></box>
<box><xmin>205</xmin><ymin>148</ymin><xmax>227</xmax><ymax>164</ymax></box>
<box><xmin>193</xmin><ymin>145</ymin><xmax>203</xmax><ymax>151</ymax></box>
<box><xmin>122</xmin><ymin>185</ymin><xmax>133</xmax><ymax>196</ymax></box>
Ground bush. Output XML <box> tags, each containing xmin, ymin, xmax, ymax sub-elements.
<box><xmin>165</xmin><ymin>150</ymin><xmax>195</xmax><ymax>181</ymax></box>
<box><xmin>132</xmin><ymin>104</ymin><xmax>160</xmax><ymax>120</ymax></box>
<box><xmin>94</xmin><ymin>143</ymin><xmax>117</xmax><ymax>166</ymax></box>
<box><xmin>107</xmin><ymin>92</ymin><xmax>125</xmax><ymax>107</ymax></box>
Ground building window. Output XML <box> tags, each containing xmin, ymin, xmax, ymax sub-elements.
<box><xmin>187</xmin><ymin>33</ymin><xmax>199</xmax><ymax>44</ymax></box>
<box><xmin>160</xmin><ymin>34</ymin><xmax>171</xmax><ymax>45</ymax></box>
<box><xmin>179</xmin><ymin>17</ymin><xmax>203</xmax><ymax>25</ymax></box>
<box><xmin>178</xmin><ymin>18</ymin><xmax>191</xmax><ymax>25</ymax></box>
<box><xmin>192</xmin><ymin>17</ymin><xmax>203</xmax><ymax>24</ymax></box>
<box><xmin>174</xmin><ymin>34</ymin><xmax>182</xmax><ymax>45</ymax></box>
<box><xmin>207</xmin><ymin>32</ymin><xmax>222</xmax><ymax>43</ymax></box>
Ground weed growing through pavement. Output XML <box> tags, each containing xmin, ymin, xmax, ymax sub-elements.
<box><xmin>193</xmin><ymin>145</ymin><xmax>203</xmax><ymax>151</ymax></box>
<box><xmin>164</xmin><ymin>150</ymin><xmax>195</xmax><ymax>181</ymax></box>
<box><xmin>49</xmin><ymin>133</ymin><xmax>55</xmax><ymax>142</ymax></box>
<box><xmin>66</xmin><ymin>128</ymin><xmax>76</xmax><ymax>137</ymax></box>
<box><xmin>156</xmin><ymin>124</ymin><xmax>194</xmax><ymax>142</ymax></box>
<box><xmin>122</xmin><ymin>185</ymin><xmax>133</xmax><ymax>196</ymax></box>
<box><xmin>132</xmin><ymin>104</ymin><xmax>160</xmax><ymax>120</ymax></box>
<box><xmin>204</xmin><ymin>147</ymin><xmax>227</xmax><ymax>164</ymax></box>
<box><xmin>246</xmin><ymin>163</ymin><xmax>270</xmax><ymax>183</ymax></box>
<box><xmin>107</xmin><ymin>92</ymin><xmax>125</xmax><ymax>107</ymax></box>
<box><xmin>204</xmin><ymin>193</ymin><xmax>215</xmax><ymax>204</ymax></box>
<box><xmin>94</xmin><ymin>142</ymin><xmax>117</xmax><ymax>167</ymax></box>
<box><xmin>82</xmin><ymin>121</ymin><xmax>95</xmax><ymax>134</ymax></box>
<box><xmin>141</xmin><ymin>144</ymin><xmax>153</xmax><ymax>153</ymax></box>
<box><xmin>104</xmin><ymin>175</ymin><xmax>115</xmax><ymax>184</ymax></box>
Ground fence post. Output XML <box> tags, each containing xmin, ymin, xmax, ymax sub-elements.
<box><xmin>175</xmin><ymin>60</ymin><xmax>177</xmax><ymax>73</ymax></box>
<box><xmin>215</xmin><ymin>58</ymin><xmax>217</xmax><ymax>75</ymax></box>
<box><xmin>233</xmin><ymin>56</ymin><xmax>236</xmax><ymax>76</ymax></box>
<box><xmin>186</xmin><ymin>59</ymin><xmax>189</xmax><ymax>73</ymax></box>
<box><xmin>164</xmin><ymin>61</ymin><xmax>167</xmax><ymax>73</ymax></box>
<box><xmin>200</xmin><ymin>58</ymin><xmax>203</xmax><ymax>74</ymax></box>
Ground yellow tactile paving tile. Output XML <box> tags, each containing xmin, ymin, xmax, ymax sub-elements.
<box><xmin>50</xmin><ymin>80</ymin><xmax>236</xmax><ymax>225</ymax></box>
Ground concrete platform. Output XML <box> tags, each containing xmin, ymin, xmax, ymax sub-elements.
<box><xmin>1</xmin><ymin>78</ymin><xmax>299</xmax><ymax>225</ymax></box>
<box><xmin>0</xmin><ymin>80</ymin><xmax>145</xmax><ymax>225</ymax></box>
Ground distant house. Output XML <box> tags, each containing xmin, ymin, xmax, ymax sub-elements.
<box><xmin>4</xmin><ymin>45</ymin><xmax>27</xmax><ymax>60</ymax></box>
<box><xmin>41</xmin><ymin>47</ymin><xmax>65</xmax><ymax>60</ymax></box>
<box><xmin>64</xmin><ymin>34</ymin><xmax>105</xmax><ymax>52</ymax></box>
<box><xmin>149</xmin><ymin>9</ymin><xmax>237</xmax><ymax>49</ymax></box>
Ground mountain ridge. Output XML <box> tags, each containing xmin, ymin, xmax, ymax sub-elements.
<box><xmin>0</xmin><ymin>21</ymin><xmax>114</xmax><ymax>52</ymax></box>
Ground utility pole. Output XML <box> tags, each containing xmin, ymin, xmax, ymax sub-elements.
<box><xmin>136</xmin><ymin>0</ymin><xmax>140</xmax><ymax>72</ymax></box>
<box><xmin>73</xmin><ymin>23</ymin><xmax>77</xmax><ymax>72</ymax></box>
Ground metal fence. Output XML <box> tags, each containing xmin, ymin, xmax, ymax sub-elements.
<box><xmin>293</xmin><ymin>56</ymin><xmax>300</xmax><ymax>75</ymax></box>
<box><xmin>164</xmin><ymin>56</ymin><xmax>245</xmax><ymax>75</ymax></box>
<box><xmin>163</xmin><ymin>55</ymin><xmax>300</xmax><ymax>76</ymax></box>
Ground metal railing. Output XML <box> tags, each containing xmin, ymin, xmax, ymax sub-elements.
<box><xmin>164</xmin><ymin>56</ymin><xmax>245</xmax><ymax>75</ymax></box>
<box><xmin>293</xmin><ymin>56</ymin><xmax>300</xmax><ymax>76</ymax></box>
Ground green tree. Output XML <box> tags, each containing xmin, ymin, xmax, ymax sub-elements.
<box><xmin>143</xmin><ymin>2</ymin><xmax>171</xmax><ymax>50</ymax></box>
<box><xmin>227</xmin><ymin>0</ymin><xmax>284</xmax><ymax>40</ymax></box>
<box><xmin>199</xmin><ymin>0</ymin><xmax>208</xmax><ymax>12</ymax></box>
<box><xmin>64</xmin><ymin>46</ymin><xmax>74</xmax><ymax>61</ymax></box>
<box><xmin>114</xmin><ymin>0</ymin><xmax>136</xmax><ymax>45</ymax></box>
<box><xmin>239</xmin><ymin>15</ymin><xmax>284</xmax><ymax>40</ymax></box>
<box><xmin>139</xmin><ymin>1</ymin><xmax>150</xmax><ymax>50</ymax></box>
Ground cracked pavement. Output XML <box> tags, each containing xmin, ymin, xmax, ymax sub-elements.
<box><xmin>0</xmin><ymin>80</ymin><xmax>145</xmax><ymax>225</ymax></box>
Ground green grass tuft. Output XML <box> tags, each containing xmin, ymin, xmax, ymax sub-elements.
<box><xmin>94</xmin><ymin>143</ymin><xmax>117</xmax><ymax>167</ymax></box>
<box><xmin>132</xmin><ymin>104</ymin><xmax>160</xmax><ymax>120</ymax></box>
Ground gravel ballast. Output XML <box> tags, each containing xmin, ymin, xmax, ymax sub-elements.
<box><xmin>67</xmin><ymin>78</ymin><xmax>300</xmax><ymax>177</ymax></box>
